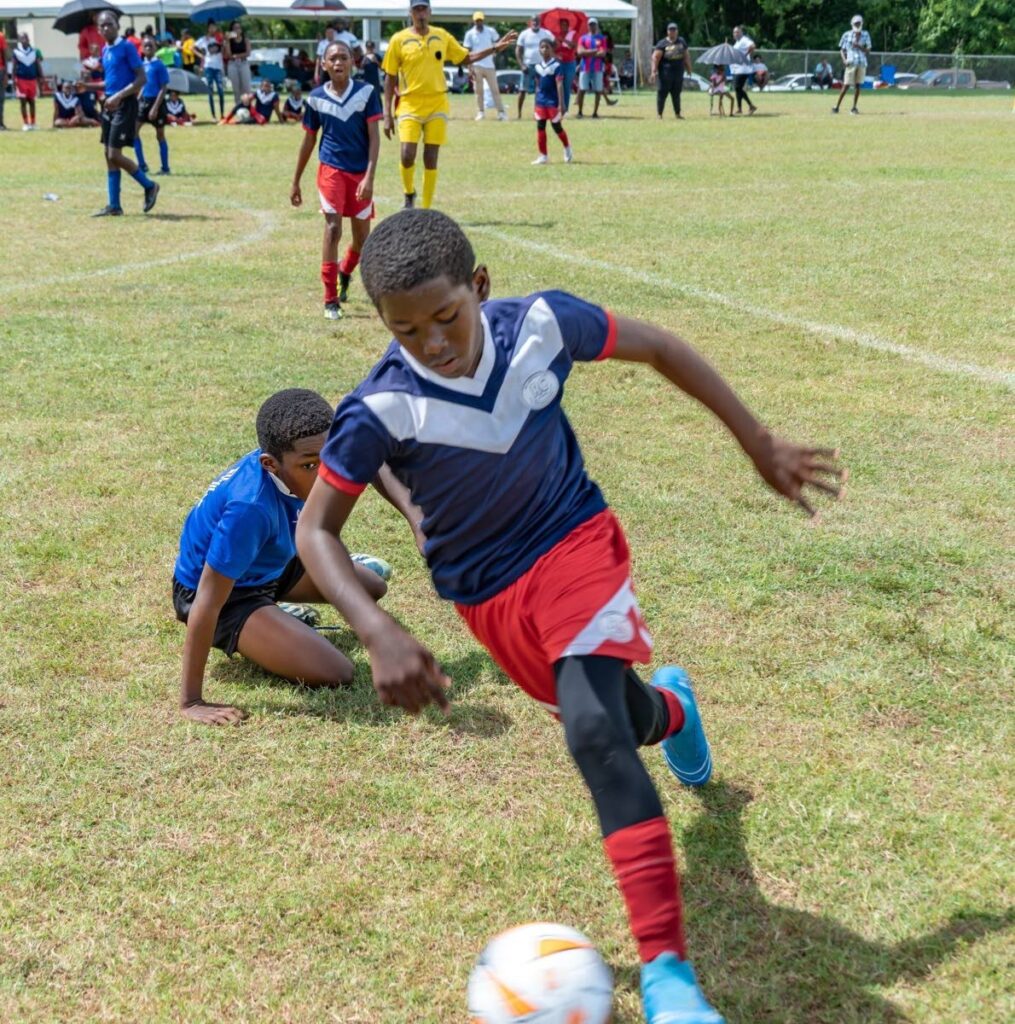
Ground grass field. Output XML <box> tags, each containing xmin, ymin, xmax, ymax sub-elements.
<box><xmin>1</xmin><ymin>88</ymin><xmax>1013</xmax><ymax>1023</ymax></box>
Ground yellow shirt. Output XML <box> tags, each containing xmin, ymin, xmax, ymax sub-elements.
<box><xmin>382</xmin><ymin>26</ymin><xmax>470</xmax><ymax>100</ymax></box>
<box><xmin>182</xmin><ymin>38</ymin><xmax>196</xmax><ymax>64</ymax></box>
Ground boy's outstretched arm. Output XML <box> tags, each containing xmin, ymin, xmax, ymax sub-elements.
<box><xmin>296</xmin><ymin>481</ymin><xmax>449</xmax><ymax>714</ymax></box>
<box><xmin>612</xmin><ymin>316</ymin><xmax>846</xmax><ymax>517</ymax></box>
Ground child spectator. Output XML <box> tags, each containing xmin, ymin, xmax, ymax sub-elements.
<box><xmin>53</xmin><ymin>80</ymin><xmax>99</xmax><ymax>127</ymax></box>
<box><xmin>13</xmin><ymin>32</ymin><xmax>43</xmax><ymax>130</ymax></box>
<box><xmin>196</xmin><ymin>23</ymin><xmax>225</xmax><ymax>119</ymax></box>
<box><xmin>134</xmin><ymin>36</ymin><xmax>171</xmax><ymax>175</ymax></box>
<box><xmin>180</xmin><ymin>29</ymin><xmax>197</xmax><ymax>72</ymax></box>
<box><xmin>165</xmin><ymin>91</ymin><xmax>195</xmax><ymax>125</ymax></box>
<box><xmin>530</xmin><ymin>38</ymin><xmax>572</xmax><ymax>165</ymax></box>
<box><xmin>709</xmin><ymin>64</ymin><xmax>732</xmax><ymax>116</ymax></box>
<box><xmin>359</xmin><ymin>39</ymin><xmax>382</xmax><ymax>90</ymax></box>
<box><xmin>223</xmin><ymin>79</ymin><xmax>281</xmax><ymax>124</ymax></box>
<box><xmin>155</xmin><ymin>32</ymin><xmax>178</xmax><ymax>68</ymax></box>
<box><xmin>281</xmin><ymin>85</ymin><xmax>305</xmax><ymax>122</ymax></box>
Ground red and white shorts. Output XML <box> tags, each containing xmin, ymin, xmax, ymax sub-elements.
<box><xmin>15</xmin><ymin>78</ymin><xmax>38</xmax><ymax>101</ymax></box>
<box><xmin>533</xmin><ymin>104</ymin><xmax>562</xmax><ymax>124</ymax></box>
<box><xmin>316</xmin><ymin>163</ymin><xmax>373</xmax><ymax>220</ymax></box>
<box><xmin>456</xmin><ymin>510</ymin><xmax>653</xmax><ymax>716</ymax></box>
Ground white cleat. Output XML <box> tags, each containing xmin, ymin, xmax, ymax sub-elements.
<box><xmin>563</xmin><ymin>146</ymin><xmax>573</xmax><ymax>163</ymax></box>
<box><xmin>474</xmin><ymin>111</ymin><xmax>485</xmax><ymax>121</ymax></box>
<box><xmin>531</xmin><ymin>154</ymin><xmax>549</xmax><ymax>165</ymax></box>
<box><xmin>496</xmin><ymin>110</ymin><xmax>508</xmax><ymax>121</ymax></box>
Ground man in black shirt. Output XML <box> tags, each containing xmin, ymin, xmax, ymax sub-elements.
<box><xmin>649</xmin><ymin>22</ymin><xmax>692</xmax><ymax>120</ymax></box>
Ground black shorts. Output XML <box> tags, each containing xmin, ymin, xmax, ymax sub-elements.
<box><xmin>172</xmin><ymin>556</ymin><xmax>306</xmax><ymax>656</ymax></box>
<box><xmin>100</xmin><ymin>94</ymin><xmax>139</xmax><ymax>149</ymax></box>
<box><xmin>138</xmin><ymin>96</ymin><xmax>166</xmax><ymax>128</ymax></box>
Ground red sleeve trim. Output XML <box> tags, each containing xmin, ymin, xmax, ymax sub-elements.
<box><xmin>596</xmin><ymin>310</ymin><xmax>618</xmax><ymax>360</ymax></box>
<box><xmin>318</xmin><ymin>462</ymin><xmax>368</xmax><ymax>495</ymax></box>
<box><xmin>366</xmin><ymin>113</ymin><xmax>384</xmax><ymax>122</ymax></box>
<box><xmin>302</xmin><ymin>124</ymin><xmax>316</xmax><ymax>133</ymax></box>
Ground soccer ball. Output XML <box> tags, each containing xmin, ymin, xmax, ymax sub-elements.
<box><xmin>467</xmin><ymin>922</ymin><xmax>613</xmax><ymax>1023</ymax></box>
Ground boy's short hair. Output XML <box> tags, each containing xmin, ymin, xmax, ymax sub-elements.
<box><xmin>360</xmin><ymin>210</ymin><xmax>475</xmax><ymax>308</ymax></box>
<box><xmin>256</xmin><ymin>389</ymin><xmax>334</xmax><ymax>459</ymax></box>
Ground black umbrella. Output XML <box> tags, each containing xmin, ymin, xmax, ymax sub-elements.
<box><xmin>53</xmin><ymin>0</ymin><xmax>123</xmax><ymax>36</ymax></box>
<box><xmin>168</xmin><ymin>68</ymin><xmax>209</xmax><ymax>95</ymax></box>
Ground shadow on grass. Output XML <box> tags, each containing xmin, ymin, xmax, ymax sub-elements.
<box><xmin>462</xmin><ymin>219</ymin><xmax>557</xmax><ymax>229</ymax></box>
<box><xmin>618</xmin><ymin>781</ymin><xmax>1013</xmax><ymax>1023</ymax></box>
<box><xmin>146</xmin><ymin>212</ymin><xmax>224</xmax><ymax>222</ymax></box>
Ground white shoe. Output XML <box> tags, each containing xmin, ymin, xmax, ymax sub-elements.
<box><xmin>531</xmin><ymin>154</ymin><xmax>549</xmax><ymax>165</ymax></box>
<box><xmin>474</xmin><ymin>111</ymin><xmax>485</xmax><ymax>121</ymax></box>
<box><xmin>563</xmin><ymin>146</ymin><xmax>573</xmax><ymax>163</ymax></box>
<box><xmin>22</xmin><ymin>124</ymin><xmax>31</xmax><ymax>131</ymax></box>
<box><xmin>497</xmin><ymin>110</ymin><xmax>508</xmax><ymax>121</ymax></box>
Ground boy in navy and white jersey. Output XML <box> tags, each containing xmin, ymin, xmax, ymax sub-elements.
<box><xmin>531</xmin><ymin>37</ymin><xmax>572</xmax><ymax>165</ymax></box>
<box><xmin>282</xmin><ymin>85</ymin><xmax>305</xmax><ymax>122</ymax></box>
<box><xmin>134</xmin><ymin>36</ymin><xmax>171</xmax><ymax>175</ymax></box>
<box><xmin>223</xmin><ymin>79</ymin><xmax>281</xmax><ymax>124</ymax></box>
<box><xmin>165</xmin><ymin>91</ymin><xmax>194</xmax><ymax>125</ymax></box>
<box><xmin>53</xmin><ymin>81</ymin><xmax>99</xmax><ymax>127</ymax></box>
<box><xmin>296</xmin><ymin>210</ymin><xmax>846</xmax><ymax>1024</ymax></box>
<box><xmin>290</xmin><ymin>39</ymin><xmax>381</xmax><ymax>320</ymax></box>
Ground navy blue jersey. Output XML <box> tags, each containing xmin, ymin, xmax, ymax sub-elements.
<box><xmin>102</xmin><ymin>36</ymin><xmax>142</xmax><ymax>94</ymax></box>
<box><xmin>174</xmin><ymin>450</ymin><xmax>303</xmax><ymax>590</ymax></box>
<box><xmin>284</xmin><ymin>95</ymin><xmax>305</xmax><ymax>116</ymax></box>
<box><xmin>319</xmin><ymin>291</ymin><xmax>617</xmax><ymax>604</ymax></box>
<box><xmin>534</xmin><ymin>58</ymin><xmax>564</xmax><ymax>107</ymax></box>
<box><xmin>252</xmin><ymin>88</ymin><xmax>277</xmax><ymax>121</ymax></box>
<box><xmin>54</xmin><ymin>92</ymin><xmax>80</xmax><ymax>116</ymax></box>
<box><xmin>303</xmin><ymin>79</ymin><xmax>382</xmax><ymax>174</ymax></box>
<box><xmin>13</xmin><ymin>44</ymin><xmax>41</xmax><ymax>80</ymax></box>
<box><xmin>141</xmin><ymin>56</ymin><xmax>169</xmax><ymax>98</ymax></box>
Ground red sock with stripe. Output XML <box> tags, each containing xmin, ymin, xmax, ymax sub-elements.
<box><xmin>603</xmin><ymin>816</ymin><xmax>686</xmax><ymax>962</ymax></box>
<box><xmin>338</xmin><ymin>247</ymin><xmax>360</xmax><ymax>276</ymax></box>
<box><xmin>537</xmin><ymin>129</ymin><xmax>548</xmax><ymax>156</ymax></box>
<box><xmin>558</xmin><ymin>128</ymin><xmax>570</xmax><ymax>148</ymax></box>
<box><xmin>654</xmin><ymin>686</ymin><xmax>686</xmax><ymax>739</ymax></box>
<box><xmin>321</xmin><ymin>261</ymin><xmax>339</xmax><ymax>303</ymax></box>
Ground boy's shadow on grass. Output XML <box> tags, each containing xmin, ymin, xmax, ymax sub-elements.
<box><xmin>210</xmin><ymin>638</ymin><xmax>512</xmax><ymax>737</ymax></box>
<box><xmin>147</xmin><ymin>212</ymin><xmax>223</xmax><ymax>222</ymax></box>
<box><xmin>617</xmin><ymin>782</ymin><xmax>1012</xmax><ymax>1023</ymax></box>
<box><xmin>462</xmin><ymin>219</ymin><xmax>556</xmax><ymax>230</ymax></box>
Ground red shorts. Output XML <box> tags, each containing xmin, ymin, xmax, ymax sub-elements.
<box><xmin>316</xmin><ymin>162</ymin><xmax>374</xmax><ymax>220</ymax></box>
<box><xmin>15</xmin><ymin>78</ymin><xmax>38</xmax><ymax>101</ymax></box>
<box><xmin>534</xmin><ymin>104</ymin><xmax>562</xmax><ymax>124</ymax></box>
<box><xmin>456</xmin><ymin>510</ymin><xmax>653</xmax><ymax>716</ymax></box>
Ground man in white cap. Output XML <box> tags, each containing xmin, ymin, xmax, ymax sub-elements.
<box><xmin>833</xmin><ymin>14</ymin><xmax>872</xmax><ymax>114</ymax></box>
<box><xmin>464</xmin><ymin>11</ymin><xmax>507</xmax><ymax>121</ymax></box>
<box><xmin>515</xmin><ymin>13</ymin><xmax>554</xmax><ymax>118</ymax></box>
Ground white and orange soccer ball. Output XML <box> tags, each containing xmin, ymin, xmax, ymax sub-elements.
<box><xmin>467</xmin><ymin>922</ymin><xmax>614</xmax><ymax>1024</ymax></box>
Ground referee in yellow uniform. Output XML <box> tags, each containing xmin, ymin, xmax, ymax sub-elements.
<box><xmin>383</xmin><ymin>1</ymin><xmax>516</xmax><ymax>208</ymax></box>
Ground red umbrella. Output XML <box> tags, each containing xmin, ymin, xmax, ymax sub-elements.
<box><xmin>539</xmin><ymin>8</ymin><xmax>588</xmax><ymax>43</ymax></box>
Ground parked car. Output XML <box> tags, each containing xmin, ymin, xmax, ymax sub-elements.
<box><xmin>680</xmin><ymin>72</ymin><xmax>712</xmax><ymax>92</ymax></box>
<box><xmin>444</xmin><ymin>66</ymin><xmax>471</xmax><ymax>93</ymax></box>
<box><xmin>496</xmin><ymin>69</ymin><xmax>522</xmax><ymax>94</ymax></box>
<box><xmin>899</xmin><ymin>68</ymin><xmax>1011</xmax><ymax>90</ymax></box>
<box><xmin>766</xmin><ymin>73</ymin><xmax>814</xmax><ymax>92</ymax></box>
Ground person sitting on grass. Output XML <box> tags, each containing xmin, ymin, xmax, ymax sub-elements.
<box><xmin>53</xmin><ymin>80</ymin><xmax>100</xmax><ymax>127</ymax></box>
<box><xmin>165</xmin><ymin>90</ymin><xmax>195</xmax><ymax>125</ymax></box>
<box><xmin>172</xmin><ymin>388</ymin><xmax>422</xmax><ymax>727</ymax></box>
<box><xmin>222</xmin><ymin>79</ymin><xmax>282</xmax><ymax>124</ymax></box>
<box><xmin>708</xmin><ymin>64</ymin><xmax>732</xmax><ymax>117</ymax></box>
<box><xmin>281</xmin><ymin>84</ymin><xmax>305</xmax><ymax>122</ymax></box>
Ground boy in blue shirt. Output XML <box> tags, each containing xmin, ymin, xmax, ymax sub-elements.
<box><xmin>133</xmin><ymin>36</ymin><xmax>171</xmax><ymax>176</ymax></box>
<box><xmin>296</xmin><ymin>210</ymin><xmax>846</xmax><ymax>1022</ymax></box>
<box><xmin>93</xmin><ymin>10</ymin><xmax>159</xmax><ymax>217</ymax></box>
<box><xmin>173</xmin><ymin>388</ymin><xmax>418</xmax><ymax>726</ymax></box>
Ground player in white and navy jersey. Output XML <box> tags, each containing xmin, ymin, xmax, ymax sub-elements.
<box><xmin>290</xmin><ymin>39</ymin><xmax>382</xmax><ymax>320</ymax></box>
<box><xmin>296</xmin><ymin>210</ymin><xmax>846</xmax><ymax>1024</ymax></box>
<box><xmin>281</xmin><ymin>86</ymin><xmax>305</xmax><ymax>122</ymax></box>
<box><xmin>531</xmin><ymin>37</ymin><xmax>572</xmax><ymax>165</ymax></box>
<box><xmin>164</xmin><ymin>92</ymin><xmax>194</xmax><ymax>125</ymax></box>
<box><xmin>53</xmin><ymin>81</ymin><xmax>98</xmax><ymax>128</ymax></box>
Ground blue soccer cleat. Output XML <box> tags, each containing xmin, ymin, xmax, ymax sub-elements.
<box><xmin>641</xmin><ymin>952</ymin><xmax>725</xmax><ymax>1023</ymax></box>
<box><xmin>350</xmin><ymin>553</ymin><xmax>392</xmax><ymax>582</ymax></box>
<box><xmin>653</xmin><ymin>666</ymin><xmax>713</xmax><ymax>786</ymax></box>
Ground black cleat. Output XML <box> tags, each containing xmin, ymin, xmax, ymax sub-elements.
<box><xmin>338</xmin><ymin>271</ymin><xmax>351</xmax><ymax>304</ymax></box>
<box><xmin>92</xmin><ymin>205</ymin><xmax>124</xmax><ymax>217</ymax></box>
<box><xmin>403</xmin><ymin>192</ymin><xmax>416</xmax><ymax>209</ymax></box>
<box><xmin>157</xmin><ymin>167</ymin><xmax>171</xmax><ymax>175</ymax></box>
<box><xmin>143</xmin><ymin>181</ymin><xmax>160</xmax><ymax>213</ymax></box>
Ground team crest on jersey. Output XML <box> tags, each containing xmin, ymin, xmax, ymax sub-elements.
<box><xmin>522</xmin><ymin>368</ymin><xmax>559</xmax><ymax>410</ymax></box>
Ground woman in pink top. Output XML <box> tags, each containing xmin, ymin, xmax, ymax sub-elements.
<box><xmin>552</xmin><ymin>15</ymin><xmax>578</xmax><ymax>111</ymax></box>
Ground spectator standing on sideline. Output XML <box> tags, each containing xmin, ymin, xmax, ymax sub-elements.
<box><xmin>551</xmin><ymin>15</ymin><xmax>578</xmax><ymax>112</ymax></box>
<box><xmin>515</xmin><ymin>13</ymin><xmax>553</xmax><ymax>119</ymax></box>
<box><xmin>833</xmin><ymin>14</ymin><xmax>871</xmax><ymax>115</ymax></box>
<box><xmin>12</xmin><ymin>32</ymin><xmax>43</xmax><ymax>130</ymax></box>
<box><xmin>730</xmin><ymin>24</ymin><xmax>757</xmax><ymax>115</ymax></box>
<box><xmin>78</xmin><ymin>14</ymin><xmax>103</xmax><ymax>61</ymax></box>
<box><xmin>225</xmin><ymin>20</ymin><xmax>252</xmax><ymax>99</ymax></box>
<box><xmin>0</xmin><ymin>26</ymin><xmax>8</xmax><ymax>130</ymax></box>
<box><xmin>360</xmin><ymin>40</ymin><xmax>382</xmax><ymax>89</ymax></box>
<box><xmin>180</xmin><ymin>29</ymin><xmax>197</xmax><ymax>72</ymax></box>
<box><xmin>465</xmin><ymin>12</ymin><xmax>507</xmax><ymax>121</ymax></box>
<box><xmin>576</xmin><ymin>17</ymin><xmax>606</xmax><ymax>119</ymax></box>
<box><xmin>649</xmin><ymin>22</ymin><xmax>691</xmax><ymax>120</ymax></box>
<box><xmin>196</xmin><ymin>24</ymin><xmax>226</xmax><ymax>120</ymax></box>
<box><xmin>93</xmin><ymin>10</ymin><xmax>159</xmax><ymax>217</ymax></box>
<box><xmin>156</xmin><ymin>33</ymin><xmax>178</xmax><ymax>68</ymax></box>
<box><xmin>125</xmin><ymin>25</ymin><xmax>143</xmax><ymax>57</ymax></box>
<box><xmin>315</xmin><ymin>24</ymin><xmax>337</xmax><ymax>85</ymax></box>
<box><xmin>332</xmin><ymin>19</ymin><xmax>362</xmax><ymax>61</ymax></box>
<box><xmin>813</xmin><ymin>58</ymin><xmax>834</xmax><ymax>90</ymax></box>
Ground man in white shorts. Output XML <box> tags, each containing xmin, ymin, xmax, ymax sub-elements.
<box><xmin>515</xmin><ymin>13</ymin><xmax>553</xmax><ymax>119</ymax></box>
<box><xmin>833</xmin><ymin>14</ymin><xmax>871</xmax><ymax>115</ymax></box>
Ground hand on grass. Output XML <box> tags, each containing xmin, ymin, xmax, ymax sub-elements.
<box><xmin>181</xmin><ymin>700</ymin><xmax>246</xmax><ymax>726</ymax></box>
<box><xmin>748</xmin><ymin>430</ymin><xmax>848</xmax><ymax>519</ymax></box>
<box><xmin>368</xmin><ymin>624</ymin><xmax>450</xmax><ymax>716</ymax></box>
<box><xmin>290</xmin><ymin>182</ymin><xmax>302</xmax><ymax>207</ymax></box>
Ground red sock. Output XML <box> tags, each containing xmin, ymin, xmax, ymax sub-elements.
<box><xmin>655</xmin><ymin>686</ymin><xmax>686</xmax><ymax>739</ymax></box>
<box><xmin>338</xmin><ymin>247</ymin><xmax>360</xmax><ymax>276</ymax></box>
<box><xmin>558</xmin><ymin>128</ymin><xmax>570</xmax><ymax>147</ymax></box>
<box><xmin>603</xmin><ymin>817</ymin><xmax>686</xmax><ymax>962</ymax></box>
<box><xmin>537</xmin><ymin>129</ymin><xmax>547</xmax><ymax>155</ymax></box>
<box><xmin>321</xmin><ymin>261</ymin><xmax>339</xmax><ymax>303</ymax></box>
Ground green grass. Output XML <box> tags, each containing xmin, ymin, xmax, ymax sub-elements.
<box><xmin>1</xmin><ymin>89</ymin><xmax>1013</xmax><ymax>1023</ymax></box>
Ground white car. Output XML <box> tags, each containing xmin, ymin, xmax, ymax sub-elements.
<box><xmin>766</xmin><ymin>73</ymin><xmax>814</xmax><ymax>92</ymax></box>
<box><xmin>680</xmin><ymin>72</ymin><xmax>712</xmax><ymax>92</ymax></box>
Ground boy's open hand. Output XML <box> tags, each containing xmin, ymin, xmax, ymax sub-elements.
<box><xmin>749</xmin><ymin>430</ymin><xmax>847</xmax><ymax>518</ymax></box>
<box><xmin>181</xmin><ymin>700</ymin><xmax>246</xmax><ymax>726</ymax></box>
<box><xmin>368</xmin><ymin>624</ymin><xmax>451</xmax><ymax>716</ymax></box>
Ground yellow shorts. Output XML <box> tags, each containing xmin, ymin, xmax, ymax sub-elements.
<box><xmin>397</xmin><ymin>97</ymin><xmax>449</xmax><ymax>145</ymax></box>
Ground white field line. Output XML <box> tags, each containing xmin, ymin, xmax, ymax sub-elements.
<box><xmin>0</xmin><ymin>196</ymin><xmax>278</xmax><ymax>296</ymax></box>
<box><xmin>470</xmin><ymin>225</ymin><xmax>1015</xmax><ymax>391</ymax></box>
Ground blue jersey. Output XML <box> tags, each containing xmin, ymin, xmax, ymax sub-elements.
<box><xmin>252</xmin><ymin>88</ymin><xmax>277</xmax><ymax>121</ymax></box>
<box><xmin>303</xmin><ymin>79</ymin><xmax>382</xmax><ymax>175</ymax></box>
<box><xmin>141</xmin><ymin>56</ymin><xmax>169</xmax><ymax>98</ymax></box>
<box><xmin>534</xmin><ymin>58</ymin><xmax>564</xmax><ymax>107</ymax></box>
<box><xmin>13</xmin><ymin>44</ymin><xmax>41</xmax><ymax>80</ymax></box>
<box><xmin>319</xmin><ymin>291</ymin><xmax>616</xmax><ymax>604</ymax></box>
<box><xmin>174</xmin><ymin>450</ymin><xmax>303</xmax><ymax>590</ymax></box>
<box><xmin>102</xmin><ymin>36</ymin><xmax>142</xmax><ymax>94</ymax></box>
